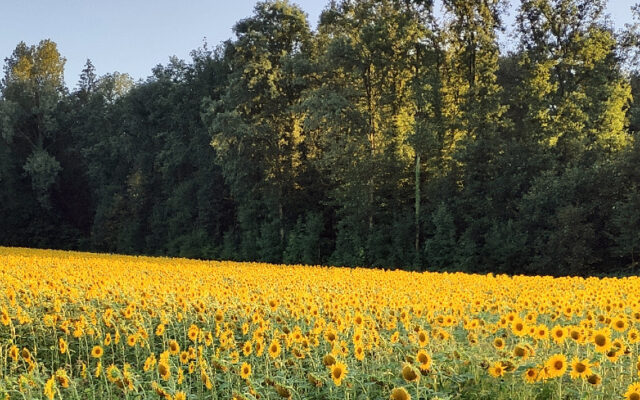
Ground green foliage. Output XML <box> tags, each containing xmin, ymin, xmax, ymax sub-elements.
<box><xmin>424</xmin><ymin>203</ymin><xmax>457</xmax><ymax>269</ymax></box>
<box><xmin>284</xmin><ymin>212</ymin><xmax>323</xmax><ymax>265</ymax></box>
<box><xmin>2</xmin><ymin>0</ymin><xmax>640</xmax><ymax>275</ymax></box>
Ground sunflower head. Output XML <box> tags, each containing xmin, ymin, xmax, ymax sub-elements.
<box><xmin>268</xmin><ymin>339</ymin><xmax>281</xmax><ymax>359</ymax></box>
<box><xmin>330</xmin><ymin>362</ymin><xmax>347</xmax><ymax>386</ymax></box>
<box><xmin>624</xmin><ymin>382</ymin><xmax>640</xmax><ymax>400</ymax></box>
<box><xmin>91</xmin><ymin>345</ymin><xmax>103</xmax><ymax>358</ymax></box>
<box><xmin>401</xmin><ymin>363</ymin><xmax>419</xmax><ymax>382</ymax></box>
<box><xmin>551</xmin><ymin>326</ymin><xmax>566</xmax><ymax>343</ymax></box>
<box><xmin>240</xmin><ymin>362</ymin><xmax>251</xmax><ymax>380</ymax></box>
<box><xmin>587</xmin><ymin>373</ymin><xmax>602</xmax><ymax>386</ymax></box>
<box><xmin>390</xmin><ymin>387</ymin><xmax>411</xmax><ymax>400</ymax></box>
<box><xmin>545</xmin><ymin>354</ymin><xmax>567</xmax><ymax>379</ymax></box>
<box><xmin>157</xmin><ymin>362</ymin><xmax>170</xmax><ymax>381</ymax></box>
<box><xmin>592</xmin><ymin>329</ymin><xmax>612</xmax><ymax>353</ymax></box>
<box><xmin>168</xmin><ymin>340</ymin><xmax>180</xmax><ymax>355</ymax></box>
<box><xmin>523</xmin><ymin>368</ymin><xmax>538</xmax><ymax>383</ymax></box>
<box><xmin>488</xmin><ymin>361</ymin><xmax>505</xmax><ymax>378</ymax></box>
<box><xmin>416</xmin><ymin>350</ymin><xmax>431</xmax><ymax>371</ymax></box>
<box><xmin>569</xmin><ymin>358</ymin><xmax>592</xmax><ymax>379</ymax></box>
<box><xmin>323</xmin><ymin>353</ymin><xmax>336</xmax><ymax>367</ymax></box>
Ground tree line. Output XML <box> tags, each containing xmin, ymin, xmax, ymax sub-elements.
<box><xmin>2</xmin><ymin>0</ymin><xmax>640</xmax><ymax>276</ymax></box>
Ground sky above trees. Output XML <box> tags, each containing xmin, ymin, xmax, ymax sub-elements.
<box><xmin>0</xmin><ymin>0</ymin><xmax>636</xmax><ymax>88</ymax></box>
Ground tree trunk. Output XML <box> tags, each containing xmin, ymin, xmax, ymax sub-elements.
<box><xmin>415</xmin><ymin>154</ymin><xmax>421</xmax><ymax>253</ymax></box>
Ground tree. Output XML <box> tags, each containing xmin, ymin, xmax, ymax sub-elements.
<box><xmin>204</xmin><ymin>0</ymin><xmax>313</xmax><ymax>261</ymax></box>
<box><xmin>306</xmin><ymin>0</ymin><xmax>433</xmax><ymax>266</ymax></box>
<box><xmin>1</xmin><ymin>39</ymin><xmax>67</xmax><ymax>207</ymax></box>
<box><xmin>516</xmin><ymin>0</ymin><xmax>631</xmax><ymax>166</ymax></box>
<box><xmin>422</xmin><ymin>0</ymin><xmax>508</xmax><ymax>270</ymax></box>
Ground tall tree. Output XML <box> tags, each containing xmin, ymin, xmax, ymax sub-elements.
<box><xmin>513</xmin><ymin>0</ymin><xmax>634</xmax><ymax>274</ymax></box>
<box><xmin>421</xmin><ymin>0</ymin><xmax>508</xmax><ymax>269</ymax></box>
<box><xmin>516</xmin><ymin>0</ymin><xmax>631</xmax><ymax>166</ymax></box>
<box><xmin>204</xmin><ymin>0</ymin><xmax>313</xmax><ymax>262</ymax></box>
<box><xmin>1</xmin><ymin>40</ymin><xmax>67</xmax><ymax>207</ymax></box>
<box><xmin>305</xmin><ymin>0</ymin><xmax>434</xmax><ymax>266</ymax></box>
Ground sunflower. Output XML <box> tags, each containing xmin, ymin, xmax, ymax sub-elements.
<box><xmin>205</xmin><ymin>331</ymin><xmax>214</xmax><ymax>346</ymax></box>
<box><xmin>169</xmin><ymin>340</ymin><xmax>180</xmax><ymax>355</ymax></box>
<box><xmin>325</xmin><ymin>329</ymin><xmax>337</xmax><ymax>343</ymax></box>
<box><xmin>417</xmin><ymin>329</ymin><xmax>429</xmax><ymax>347</ymax></box>
<box><xmin>20</xmin><ymin>348</ymin><xmax>31</xmax><ymax>361</ymax></box>
<box><xmin>493</xmin><ymin>337</ymin><xmax>505</xmax><ymax>350</ymax></box>
<box><xmin>308</xmin><ymin>373</ymin><xmax>323</xmax><ymax>387</ymax></box>
<box><xmin>323</xmin><ymin>353</ymin><xmax>337</xmax><ymax>367</ymax></box>
<box><xmin>59</xmin><ymin>337</ymin><xmax>67</xmax><ymax>354</ymax></box>
<box><xmin>201</xmin><ymin>370</ymin><xmax>213</xmax><ymax>390</ymax></box>
<box><xmin>624</xmin><ymin>382</ymin><xmax>640</xmax><ymax>400</ymax></box>
<box><xmin>175</xmin><ymin>392</ymin><xmax>187</xmax><ymax>400</ymax></box>
<box><xmin>545</xmin><ymin>354</ymin><xmax>568</xmax><ymax>378</ymax></box>
<box><xmin>230</xmin><ymin>350</ymin><xmax>240</xmax><ymax>364</ymax></box>
<box><xmin>389</xmin><ymin>387</ymin><xmax>411</xmax><ymax>400</ymax></box>
<box><xmin>243</xmin><ymin>341</ymin><xmax>252</xmax><ymax>356</ymax></box>
<box><xmin>512</xmin><ymin>344</ymin><xmax>530</xmax><ymax>360</ymax></box>
<box><xmin>488</xmin><ymin>361</ymin><xmax>505</xmax><ymax>378</ymax></box>
<box><xmin>158</xmin><ymin>362</ymin><xmax>171</xmax><ymax>381</ymax></box>
<box><xmin>612</xmin><ymin>316</ymin><xmax>628</xmax><ymax>333</ymax></box>
<box><xmin>188</xmin><ymin>324</ymin><xmax>199</xmax><ymax>342</ymax></box>
<box><xmin>268</xmin><ymin>339</ymin><xmax>281</xmax><ymax>359</ymax></box>
<box><xmin>551</xmin><ymin>325</ymin><xmax>567</xmax><ymax>344</ymax></box>
<box><xmin>523</xmin><ymin>368</ymin><xmax>538</xmax><ymax>383</ymax></box>
<box><xmin>587</xmin><ymin>373</ymin><xmax>602</xmax><ymax>386</ymax></box>
<box><xmin>143</xmin><ymin>354</ymin><xmax>156</xmax><ymax>372</ymax></box>
<box><xmin>612</xmin><ymin>338</ymin><xmax>627</xmax><ymax>355</ymax></box>
<box><xmin>104</xmin><ymin>333</ymin><xmax>112</xmax><ymax>346</ymax></box>
<box><xmin>9</xmin><ymin>345</ymin><xmax>19</xmax><ymax>362</ymax></box>
<box><xmin>155</xmin><ymin>324</ymin><xmax>165</xmax><ymax>336</ymax></box>
<box><xmin>44</xmin><ymin>376</ymin><xmax>56</xmax><ymax>400</ymax></box>
<box><xmin>569</xmin><ymin>326</ymin><xmax>584</xmax><ymax>343</ymax></box>
<box><xmin>0</xmin><ymin>308</ymin><xmax>10</xmax><ymax>326</ymax></box>
<box><xmin>416</xmin><ymin>350</ymin><xmax>431</xmax><ymax>371</ymax></box>
<box><xmin>535</xmin><ymin>324</ymin><xmax>549</xmax><ymax>341</ymax></box>
<box><xmin>629</xmin><ymin>329</ymin><xmax>640</xmax><ymax>344</ymax></box>
<box><xmin>569</xmin><ymin>358</ymin><xmax>592</xmax><ymax>380</ymax></box>
<box><xmin>179</xmin><ymin>351</ymin><xmax>189</xmax><ymax>365</ymax></box>
<box><xmin>94</xmin><ymin>361</ymin><xmax>102</xmax><ymax>378</ymax></box>
<box><xmin>606</xmin><ymin>349</ymin><xmax>621</xmax><ymax>363</ymax></box>
<box><xmin>330</xmin><ymin>361</ymin><xmax>347</xmax><ymax>386</ymax></box>
<box><xmin>511</xmin><ymin>319</ymin><xmax>527</xmax><ymax>337</ymax></box>
<box><xmin>106</xmin><ymin>364</ymin><xmax>120</xmax><ymax>383</ymax></box>
<box><xmin>354</xmin><ymin>344</ymin><xmax>365</xmax><ymax>361</ymax></box>
<box><xmin>352</xmin><ymin>329</ymin><xmax>363</xmax><ymax>344</ymax></box>
<box><xmin>55</xmin><ymin>369</ymin><xmax>70</xmax><ymax>388</ymax></box>
<box><xmin>401</xmin><ymin>363</ymin><xmax>419</xmax><ymax>382</ymax></box>
<box><xmin>127</xmin><ymin>334</ymin><xmax>137</xmax><ymax>347</ymax></box>
<box><xmin>390</xmin><ymin>331</ymin><xmax>400</xmax><ymax>343</ymax></box>
<box><xmin>636</xmin><ymin>356</ymin><xmax>640</xmax><ymax>377</ymax></box>
<box><xmin>91</xmin><ymin>345</ymin><xmax>103</xmax><ymax>358</ymax></box>
<box><xmin>592</xmin><ymin>328</ymin><xmax>612</xmax><ymax>353</ymax></box>
<box><xmin>255</xmin><ymin>340</ymin><xmax>264</xmax><ymax>357</ymax></box>
<box><xmin>240</xmin><ymin>362</ymin><xmax>252</xmax><ymax>380</ymax></box>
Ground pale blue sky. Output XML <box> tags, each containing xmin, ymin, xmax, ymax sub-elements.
<box><xmin>0</xmin><ymin>1</ymin><xmax>636</xmax><ymax>89</ymax></box>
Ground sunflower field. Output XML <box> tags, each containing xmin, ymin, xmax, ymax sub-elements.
<box><xmin>1</xmin><ymin>247</ymin><xmax>640</xmax><ymax>400</ymax></box>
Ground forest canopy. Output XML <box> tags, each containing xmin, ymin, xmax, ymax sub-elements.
<box><xmin>2</xmin><ymin>0</ymin><xmax>640</xmax><ymax>276</ymax></box>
